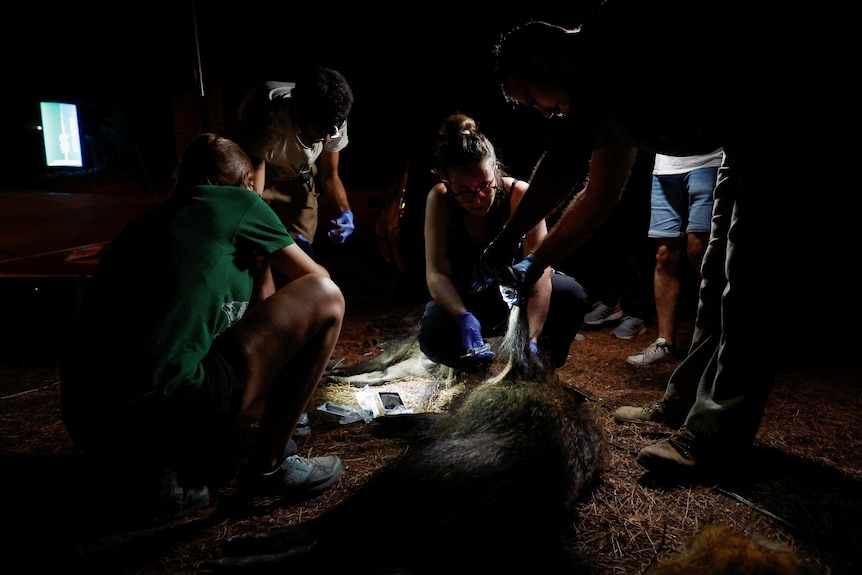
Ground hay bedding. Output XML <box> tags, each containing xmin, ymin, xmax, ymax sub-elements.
<box><xmin>1</xmin><ymin>298</ymin><xmax>861</xmax><ymax>574</ymax></box>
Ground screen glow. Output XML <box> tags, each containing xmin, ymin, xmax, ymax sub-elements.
<box><xmin>40</xmin><ymin>102</ymin><xmax>83</xmax><ymax>167</ymax></box>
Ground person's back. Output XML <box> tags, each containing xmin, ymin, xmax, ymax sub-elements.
<box><xmin>62</xmin><ymin>135</ymin><xmax>268</xmax><ymax>428</ymax></box>
<box><xmin>61</xmin><ymin>133</ymin><xmax>346</xmax><ymax>522</ymax></box>
<box><xmin>64</xmin><ymin>186</ymin><xmax>270</xmax><ymax>401</ymax></box>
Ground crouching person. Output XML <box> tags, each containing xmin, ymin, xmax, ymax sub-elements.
<box><xmin>418</xmin><ymin>113</ymin><xmax>588</xmax><ymax>373</ymax></box>
<box><xmin>60</xmin><ymin>133</ymin><xmax>345</xmax><ymax>521</ymax></box>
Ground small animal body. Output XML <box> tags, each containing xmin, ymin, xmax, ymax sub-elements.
<box><xmin>205</xmin><ymin>376</ymin><xmax>610</xmax><ymax>575</ymax></box>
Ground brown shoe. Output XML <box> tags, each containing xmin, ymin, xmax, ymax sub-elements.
<box><xmin>635</xmin><ymin>427</ymin><xmax>698</xmax><ymax>473</ymax></box>
<box><xmin>614</xmin><ymin>400</ymin><xmax>673</xmax><ymax>424</ymax></box>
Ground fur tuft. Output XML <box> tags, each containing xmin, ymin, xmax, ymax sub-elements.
<box><xmin>650</xmin><ymin>525</ymin><xmax>815</xmax><ymax>575</ymax></box>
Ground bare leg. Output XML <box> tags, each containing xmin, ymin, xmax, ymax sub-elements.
<box><xmin>225</xmin><ymin>273</ymin><xmax>345</xmax><ymax>474</ymax></box>
<box><xmin>653</xmin><ymin>238</ymin><xmax>682</xmax><ymax>346</ymax></box>
<box><xmin>250</xmin><ymin>255</ymin><xmax>276</xmax><ymax>306</ymax></box>
<box><xmin>686</xmin><ymin>231</ymin><xmax>707</xmax><ymax>285</ymax></box>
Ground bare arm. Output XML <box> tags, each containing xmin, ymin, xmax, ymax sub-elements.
<box><xmin>512</xmin><ymin>179</ymin><xmax>552</xmax><ymax>342</ymax></box>
<box><xmin>532</xmin><ymin>143</ymin><xmax>637</xmax><ymax>268</ymax></box>
<box><xmin>250</xmin><ymin>242</ymin><xmax>329</xmax><ymax>304</ymax></box>
<box><xmin>502</xmin><ymin>145</ymin><xmax>592</xmax><ymax>240</ymax></box>
<box><xmin>268</xmin><ymin>242</ymin><xmax>331</xmax><ymax>282</ymax></box>
<box><xmin>252</xmin><ymin>160</ymin><xmax>266</xmax><ymax>197</ymax></box>
<box><xmin>424</xmin><ymin>184</ymin><xmax>468</xmax><ymax>318</ymax></box>
<box><xmin>476</xmin><ymin>141</ymin><xmax>596</xmax><ymax>281</ymax></box>
<box><xmin>318</xmin><ymin>150</ymin><xmax>351</xmax><ymax>213</ymax></box>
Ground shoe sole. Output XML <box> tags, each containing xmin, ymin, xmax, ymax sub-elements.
<box><xmin>612</xmin><ymin>325</ymin><xmax>647</xmax><ymax>340</ymax></box>
<box><xmin>614</xmin><ymin>413</ymin><xmax>663</xmax><ymax>424</ymax></box>
<box><xmin>237</xmin><ymin>458</ymin><xmax>344</xmax><ymax>502</ymax></box>
<box><xmin>584</xmin><ymin>310</ymin><xmax>624</xmax><ymax>326</ymax></box>
<box><xmin>626</xmin><ymin>353</ymin><xmax>672</xmax><ymax>367</ymax></box>
<box><xmin>635</xmin><ymin>450</ymin><xmax>698</xmax><ymax>475</ymax></box>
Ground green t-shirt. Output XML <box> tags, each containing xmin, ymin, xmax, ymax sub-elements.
<box><xmin>66</xmin><ymin>185</ymin><xmax>293</xmax><ymax>402</ymax></box>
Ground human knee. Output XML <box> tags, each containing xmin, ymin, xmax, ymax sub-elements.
<box><xmin>417</xmin><ymin>305</ymin><xmax>453</xmax><ymax>364</ymax></box>
<box><xmin>316</xmin><ymin>275</ymin><xmax>346</xmax><ymax>317</ymax></box>
<box><xmin>551</xmin><ymin>273</ymin><xmax>588</xmax><ymax>311</ymax></box>
<box><xmin>288</xmin><ymin>274</ymin><xmax>344</xmax><ymax>318</ymax></box>
<box><xmin>418</xmin><ymin>304</ymin><xmax>481</xmax><ymax>369</ymax></box>
<box><xmin>655</xmin><ymin>242</ymin><xmax>680</xmax><ymax>272</ymax></box>
<box><xmin>417</xmin><ymin>331</ymin><xmax>467</xmax><ymax>370</ymax></box>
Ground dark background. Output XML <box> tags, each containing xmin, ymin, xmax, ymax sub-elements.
<box><xmin>1</xmin><ymin>0</ymin><xmax>653</xmax><ymax>368</ymax></box>
<box><xmin>0</xmin><ymin>0</ymin><xmax>601</xmax><ymax>193</ymax></box>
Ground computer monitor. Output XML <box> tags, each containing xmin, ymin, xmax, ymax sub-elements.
<box><xmin>39</xmin><ymin>101</ymin><xmax>84</xmax><ymax>168</ymax></box>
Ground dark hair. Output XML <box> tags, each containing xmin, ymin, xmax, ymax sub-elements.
<box><xmin>174</xmin><ymin>133</ymin><xmax>254</xmax><ymax>193</ymax></box>
<box><xmin>291</xmin><ymin>66</ymin><xmax>354</xmax><ymax>132</ymax></box>
<box><xmin>493</xmin><ymin>21</ymin><xmax>575</xmax><ymax>97</ymax></box>
<box><xmin>432</xmin><ymin>113</ymin><xmax>497</xmax><ymax>179</ymax></box>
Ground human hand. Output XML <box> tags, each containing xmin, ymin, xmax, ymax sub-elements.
<box><xmin>471</xmin><ymin>226</ymin><xmax>523</xmax><ymax>293</ymax></box>
<box><xmin>496</xmin><ymin>255</ymin><xmax>545</xmax><ymax>308</ymax></box>
<box><xmin>511</xmin><ymin>255</ymin><xmax>545</xmax><ymax>296</ymax></box>
<box><xmin>328</xmin><ymin>210</ymin><xmax>355</xmax><ymax>243</ymax></box>
<box><xmin>456</xmin><ymin>311</ymin><xmax>496</xmax><ymax>359</ymax></box>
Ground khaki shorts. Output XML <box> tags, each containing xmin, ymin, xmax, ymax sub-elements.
<box><xmin>262</xmin><ymin>176</ymin><xmax>320</xmax><ymax>242</ymax></box>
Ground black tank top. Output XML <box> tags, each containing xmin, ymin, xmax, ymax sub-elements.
<box><xmin>446</xmin><ymin>178</ymin><xmax>519</xmax><ymax>292</ymax></box>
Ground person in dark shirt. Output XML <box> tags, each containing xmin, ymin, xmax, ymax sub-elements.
<box><xmin>478</xmin><ymin>0</ymin><xmax>862</xmax><ymax>477</ymax></box>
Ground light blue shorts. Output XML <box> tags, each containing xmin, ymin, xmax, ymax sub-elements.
<box><xmin>648</xmin><ymin>167</ymin><xmax>718</xmax><ymax>238</ymax></box>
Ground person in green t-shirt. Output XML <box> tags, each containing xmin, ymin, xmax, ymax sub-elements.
<box><xmin>60</xmin><ymin>133</ymin><xmax>345</xmax><ymax>521</ymax></box>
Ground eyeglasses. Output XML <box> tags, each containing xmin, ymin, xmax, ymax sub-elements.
<box><xmin>450</xmin><ymin>180</ymin><xmax>499</xmax><ymax>203</ymax></box>
<box><xmin>298</xmin><ymin>122</ymin><xmax>342</xmax><ymax>145</ymax></box>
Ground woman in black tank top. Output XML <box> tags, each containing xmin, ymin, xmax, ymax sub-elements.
<box><xmin>417</xmin><ymin>113</ymin><xmax>589</xmax><ymax>372</ymax></box>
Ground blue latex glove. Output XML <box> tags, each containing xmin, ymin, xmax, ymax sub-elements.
<box><xmin>511</xmin><ymin>255</ymin><xmax>545</xmax><ymax>296</ymax></box>
<box><xmin>498</xmin><ymin>255</ymin><xmax>545</xmax><ymax>308</ymax></box>
<box><xmin>471</xmin><ymin>226</ymin><xmax>523</xmax><ymax>293</ymax></box>
<box><xmin>328</xmin><ymin>210</ymin><xmax>355</xmax><ymax>243</ymax></box>
<box><xmin>456</xmin><ymin>311</ymin><xmax>496</xmax><ymax>359</ymax></box>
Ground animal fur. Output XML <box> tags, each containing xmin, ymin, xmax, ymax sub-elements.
<box><xmin>486</xmin><ymin>302</ymin><xmax>547</xmax><ymax>384</ymax></box>
<box><xmin>324</xmin><ymin>302</ymin><xmax>542</xmax><ymax>389</ymax></box>
<box><xmin>324</xmin><ymin>335</ymin><xmax>452</xmax><ymax>387</ymax></box>
<box><xmin>204</xmin><ymin>376</ymin><xmax>610</xmax><ymax>575</ymax></box>
<box><xmin>649</xmin><ymin>524</ymin><xmax>817</xmax><ymax>575</ymax></box>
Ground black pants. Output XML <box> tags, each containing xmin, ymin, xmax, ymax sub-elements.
<box><xmin>418</xmin><ymin>272</ymin><xmax>588</xmax><ymax>370</ymax></box>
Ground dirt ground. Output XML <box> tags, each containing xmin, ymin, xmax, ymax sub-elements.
<box><xmin>1</xmin><ymin>294</ymin><xmax>861</xmax><ymax>575</ymax></box>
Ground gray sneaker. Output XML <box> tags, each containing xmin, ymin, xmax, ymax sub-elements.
<box><xmin>294</xmin><ymin>412</ymin><xmax>311</xmax><ymax>436</ymax></box>
<box><xmin>243</xmin><ymin>454</ymin><xmax>343</xmax><ymax>498</ymax></box>
<box><xmin>583</xmin><ymin>301</ymin><xmax>623</xmax><ymax>326</ymax></box>
<box><xmin>611</xmin><ymin>316</ymin><xmax>646</xmax><ymax>339</ymax></box>
<box><xmin>626</xmin><ymin>337</ymin><xmax>674</xmax><ymax>365</ymax></box>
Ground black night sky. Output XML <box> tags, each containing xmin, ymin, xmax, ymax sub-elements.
<box><xmin>1</xmin><ymin>1</ymin><xmax>597</xmax><ymax>193</ymax></box>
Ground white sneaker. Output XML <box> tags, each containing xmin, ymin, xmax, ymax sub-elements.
<box><xmin>626</xmin><ymin>338</ymin><xmax>675</xmax><ymax>366</ymax></box>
